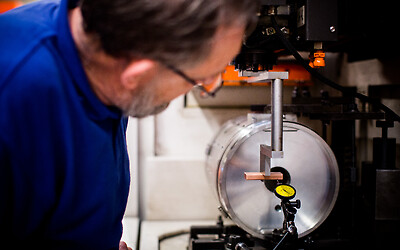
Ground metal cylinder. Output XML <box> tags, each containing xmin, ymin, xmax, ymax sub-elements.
<box><xmin>206</xmin><ymin>116</ymin><xmax>340</xmax><ymax>239</ymax></box>
<box><xmin>271</xmin><ymin>78</ymin><xmax>283</xmax><ymax>151</ymax></box>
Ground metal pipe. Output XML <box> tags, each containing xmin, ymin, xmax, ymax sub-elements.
<box><xmin>271</xmin><ymin>78</ymin><xmax>283</xmax><ymax>151</ymax></box>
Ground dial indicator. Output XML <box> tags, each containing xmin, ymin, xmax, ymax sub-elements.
<box><xmin>275</xmin><ymin>184</ymin><xmax>296</xmax><ymax>200</ymax></box>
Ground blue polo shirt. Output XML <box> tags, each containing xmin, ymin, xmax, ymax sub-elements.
<box><xmin>0</xmin><ymin>0</ymin><xmax>130</xmax><ymax>248</ymax></box>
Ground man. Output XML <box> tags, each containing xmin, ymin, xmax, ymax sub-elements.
<box><xmin>0</xmin><ymin>0</ymin><xmax>259</xmax><ymax>248</ymax></box>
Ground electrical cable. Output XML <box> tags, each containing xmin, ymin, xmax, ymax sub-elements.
<box><xmin>272</xmin><ymin>231</ymin><xmax>290</xmax><ymax>250</ymax></box>
<box><xmin>270</xmin><ymin>16</ymin><xmax>400</xmax><ymax>122</ymax></box>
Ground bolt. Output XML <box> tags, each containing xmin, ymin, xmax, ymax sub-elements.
<box><xmin>330</xmin><ymin>26</ymin><xmax>336</xmax><ymax>33</ymax></box>
<box><xmin>281</xmin><ymin>27</ymin><xmax>289</xmax><ymax>35</ymax></box>
<box><xmin>265</xmin><ymin>27</ymin><xmax>275</xmax><ymax>36</ymax></box>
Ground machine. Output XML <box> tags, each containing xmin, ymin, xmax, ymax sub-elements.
<box><xmin>188</xmin><ymin>0</ymin><xmax>400</xmax><ymax>249</ymax></box>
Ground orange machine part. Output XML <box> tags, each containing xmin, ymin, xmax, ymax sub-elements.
<box><xmin>0</xmin><ymin>1</ymin><xmax>22</xmax><ymax>13</ymax></box>
<box><xmin>309</xmin><ymin>50</ymin><xmax>326</xmax><ymax>68</ymax></box>
<box><xmin>222</xmin><ymin>64</ymin><xmax>312</xmax><ymax>86</ymax></box>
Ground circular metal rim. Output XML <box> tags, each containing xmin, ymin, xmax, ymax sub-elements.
<box><xmin>215</xmin><ymin>120</ymin><xmax>340</xmax><ymax>239</ymax></box>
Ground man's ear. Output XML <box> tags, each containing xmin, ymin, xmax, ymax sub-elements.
<box><xmin>120</xmin><ymin>59</ymin><xmax>155</xmax><ymax>90</ymax></box>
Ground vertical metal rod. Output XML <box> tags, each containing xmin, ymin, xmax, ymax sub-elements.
<box><xmin>271</xmin><ymin>78</ymin><xmax>283</xmax><ymax>151</ymax></box>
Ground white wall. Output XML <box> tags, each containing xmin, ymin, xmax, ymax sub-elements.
<box><xmin>124</xmin><ymin>118</ymin><xmax>139</xmax><ymax>217</ymax></box>
<box><xmin>137</xmin><ymin>95</ymin><xmax>251</xmax><ymax>220</ymax></box>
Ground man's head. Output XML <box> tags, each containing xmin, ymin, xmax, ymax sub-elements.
<box><xmin>73</xmin><ymin>0</ymin><xmax>260</xmax><ymax>117</ymax></box>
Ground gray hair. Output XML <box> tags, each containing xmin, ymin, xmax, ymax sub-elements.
<box><xmin>80</xmin><ymin>0</ymin><xmax>260</xmax><ymax>67</ymax></box>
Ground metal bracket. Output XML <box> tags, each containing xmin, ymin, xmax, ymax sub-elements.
<box><xmin>260</xmin><ymin>144</ymin><xmax>283</xmax><ymax>176</ymax></box>
<box><xmin>246</xmin><ymin>71</ymin><xmax>289</xmax><ymax>83</ymax></box>
<box><xmin>244</xmin><ymin>71</ymin><xmax>288</xmax><ymax>181</ymax></box>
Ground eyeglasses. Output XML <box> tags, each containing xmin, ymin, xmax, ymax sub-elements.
<box><xmin>164</xmin><ymin>63</ymin><xmax>223</xmax><ymax>97</ymax></box>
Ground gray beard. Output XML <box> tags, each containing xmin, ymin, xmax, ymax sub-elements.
<box><xmin>122</xmin><ymin>86</ymin><xmax>169</xmax><ymax>118</ymax></box>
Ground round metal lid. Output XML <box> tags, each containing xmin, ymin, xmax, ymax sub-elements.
<box><xmin>217</xmin><ymin>121</ymin><xmax>339</xmax><ymax>238</ymax></box>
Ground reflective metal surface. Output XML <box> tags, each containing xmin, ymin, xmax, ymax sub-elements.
<box><xmin>206</xmin><ymin>115</ymin><xmax>339</xmax><ymax>239</ymax></box>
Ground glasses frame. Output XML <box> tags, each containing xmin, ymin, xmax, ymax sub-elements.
<box><xmin>164</xmin><ymin>63</ymin><xmax>223</xmax><ymax>97</ymax></box>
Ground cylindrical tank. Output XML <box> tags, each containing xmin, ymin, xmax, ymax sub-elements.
<box><xmin>206</xmin><ymin>115</ymin><xmax>339</xmax><ymax>239</ymax></box>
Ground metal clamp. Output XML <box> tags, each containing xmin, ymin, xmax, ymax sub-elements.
<box><xmin>244</xmin><ymin>71</ymin><xmax>289</xmax><ymax>180</ymax></box>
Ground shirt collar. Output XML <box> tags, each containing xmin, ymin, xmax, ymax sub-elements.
<box><xmin>54</xmin><ymin>0</ymin><xmax>122</xmax><ymax>120</ymax></box>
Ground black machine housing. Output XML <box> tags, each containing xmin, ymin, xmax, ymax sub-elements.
<box><xmin>235</xmin><ymin>0</ymin><xmax>399</xmax><ymax>71</ymax></box>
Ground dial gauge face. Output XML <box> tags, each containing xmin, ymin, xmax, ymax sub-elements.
<box><xmin>275</xmin><ymin>184</ymin><xmax>296</xmax><ymax>200</ymax></box>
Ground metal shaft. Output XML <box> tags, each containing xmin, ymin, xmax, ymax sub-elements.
<box><xmin>271</xmin><ymin>78</ymin><xmax>283</xmax><ymax>151</ymax></box>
